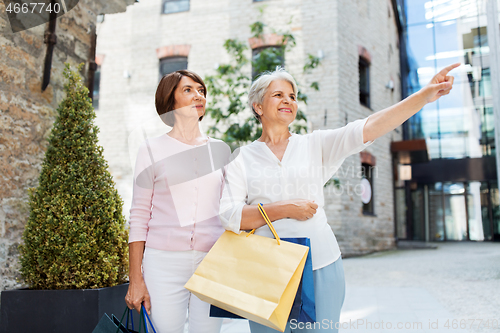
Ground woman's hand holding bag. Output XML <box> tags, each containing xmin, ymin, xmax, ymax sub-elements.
<box><xmin>184</xmin><ymin>203</ymin><xmax>310</xmax><ymax>332</ymax></box>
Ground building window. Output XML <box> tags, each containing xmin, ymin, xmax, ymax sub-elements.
<box><xmin>361</xmin><ymin>163</ymin><xmax>374</xmax><ymax>214</ymax></box>
<box><xmin>159</xmin><ymin>56</ymin><xmax>188</xmax><ymax>78</ymax></box>
<box><xmin>92</xmin><ymin>65</ymin><xmax>101</xmax><ymax>110</ymax></box>
<box><xmin>252</xmin><ymin>46</ymin><xmax>284</xmax><ymax>80</ymax></box>
<box><xmin>162</xmin><ymin>0</ymin><xmax>189</xmax><ymax>14</ymax></box>
<box><xmin>479</xmin><ymin>68</ymin><xmax>491</xmax><ymax>97</ymax></box>
<box><xmin>359</xmin><ymin>57</ymin><xmax>370</xmax><ymax>108</ymax></box>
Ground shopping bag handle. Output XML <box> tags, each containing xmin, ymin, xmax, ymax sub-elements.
<box><xmin>141</xmin><ymin>304</ymin><xmax>157</xmax><ymax>333</ymax></box>
<box><xmin>118</xmin><ymin>305</ymin><xmax>156</xmax><ymax>333</ymax></box>
<box><xmin>247</xmin><ymin>203</ymin><xmax>281</xmax><ymax>245</ymax></box>
<box><xmin>116</xmin><ymin>307</ymin><xmax>135</xmax><ymax>333</ymax></box>
<box><xmin>126</xmin><ymin>306</ymin><xmax>134</xmax><ymax>330</ymax></box>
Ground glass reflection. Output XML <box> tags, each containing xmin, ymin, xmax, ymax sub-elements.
<box><xmin>444</xmin><ymin>193</ymin><xmax>468</xmax><ymax>240</ymax></box>
<box><xmin>424</xmin><ymin>0</ymin><xmax>487</xmax><ymax>22</ymax></box>
<box><xmin>490</xmin><ymin>182</ymin><xmax>500</xmax><ymax>241</ymax></box>
<box><xmin>403</xmin><ymin>0</ymin><xmax>496</xmax><ymax>159</ymax></box>
<box><xmin>429</xmin><ymin>183</ymin><xmax>445</xmax><ymax>240</ymax></box>
<box><xmin>396</xmin><ymin>188</ymin><xmax>407</xmax><ymax>239</ymax></box>
<box><xmin>163</xmin><ymin>0</ymin><xmax>189</xmax><ymax>14</ymax></box>
<box><xmin>407</xmin><ymin>0</ymin><xmax>489</xmax><ymax>24</ymax></box>
<box><xmin>406</xmin><ymin>0</ymin><xmax>430</xmax><ymax>25</ymax></box>
<box><xmin>443</xmin><ymin>182</ymin><xmax>464</xmax><ymax>194</ymax></box>
<box><xmin>478</xmin><ymin>106</ymin><xmax>494</xmax><ymax>156</ymax></box>
<box><xmin>412</xmin><ymin>188</ymin><xmax>426</xmax><ymax>240</ymax></box>
<box><xmin>468</xmin><ymin>181</ymin><xmax>485</xmax><ymax>241</ymax></box>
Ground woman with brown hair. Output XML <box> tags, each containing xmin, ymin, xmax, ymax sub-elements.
<box><xmin>125</xmin><ymin>70</ymin><xmax>229</xmax><ymax>333</ymax></box>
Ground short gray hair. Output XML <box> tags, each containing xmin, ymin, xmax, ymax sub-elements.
<box><xmin>248</xmin><ymin>67</ymin><xmax>298</xmax><ymax>122</ymax></box>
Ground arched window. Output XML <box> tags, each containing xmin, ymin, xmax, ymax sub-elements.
<box><xmin>159</xmin><ymin>56</ymin><xmax>188</xmax><ymax>78</ymax></box>
<box><xmin>251</xmin><ymin>46</ymin><xmax>284</xmax><ymax>79</ymax></box>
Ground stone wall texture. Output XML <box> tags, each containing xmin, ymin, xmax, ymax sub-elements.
<box><xmin>0</xmin><ymin>0</ymin><xmax>133</xmax><ymax>292</ymax></box>
<box><xmin>94</xmin><ymin>0</ymin><xmax>402</xmax><ymax>257</ymax></box>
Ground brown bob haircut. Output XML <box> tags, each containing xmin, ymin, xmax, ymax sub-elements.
<box><xmin>155</xmin><ymin>69</ymin><xmax>207</xmax><ymax>127</ymax></box>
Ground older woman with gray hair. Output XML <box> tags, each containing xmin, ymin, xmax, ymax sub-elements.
<box><xmin>219</xmin><ymin>63</ymin><xmax>459</xmax><ymax>332</ymax></box>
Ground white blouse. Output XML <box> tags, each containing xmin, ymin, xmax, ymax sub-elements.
<box><xmin>219</xmin><ymin>117</ymin><xmax>374</xmax><ymax>270</ymax></box>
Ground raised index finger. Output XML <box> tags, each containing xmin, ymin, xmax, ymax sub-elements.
<box><xmin>439</xmin><ymin>63</ymin><xmax>460</xmax><ymax>76</ymax></box>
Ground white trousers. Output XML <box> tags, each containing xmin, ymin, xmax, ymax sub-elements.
<box><xmin>142</xmin><ymin>247</ymin><xmax>222</xmax><ymax>333</ymax></box>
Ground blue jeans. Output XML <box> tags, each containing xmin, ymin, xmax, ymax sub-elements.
<box><xmin>249</xmin><ymin>258</ymin><xmax>346</xmax><ymax>333</ymax></box>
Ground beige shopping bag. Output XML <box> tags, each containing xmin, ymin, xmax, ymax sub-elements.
<box><xmin>184</xmin><ymin>204</ymin><xmax>308</xmax><ymax>332</ymax></box>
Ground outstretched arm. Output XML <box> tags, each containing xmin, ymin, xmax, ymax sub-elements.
<box><xmin>363</xmin><ymin>63</ymin><xmax>460</xmax><ymax>143</ymax></box>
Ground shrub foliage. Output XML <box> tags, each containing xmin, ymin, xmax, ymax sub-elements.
<box><xmin>19</xmin><ymin>64</ymin><xmax>129</xmax><ymax>290</ymax></box>
<box><xmin>205</xmin><ymin>18</ymin><xmax>321</xmax><ymax>148</ymax></box>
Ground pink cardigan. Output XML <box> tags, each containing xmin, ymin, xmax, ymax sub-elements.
<box><xmin>128</xmin><ymin>134</ymin><xmax>229</xmax><ymax>252</ymax></box>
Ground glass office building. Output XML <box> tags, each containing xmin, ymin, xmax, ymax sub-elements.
<box><xmin>394</xmin><ymin>0</ymin><xmax>500</xmax><ymax>241</ymax></box>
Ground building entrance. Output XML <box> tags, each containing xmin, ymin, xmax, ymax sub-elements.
<box><xmin>399</xmin><ymin>181</ymin><xmax>500</xmax><ymax>242</ymax></box>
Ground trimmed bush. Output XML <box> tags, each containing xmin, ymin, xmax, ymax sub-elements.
<box><xmin>19</xmin><ymin>64</ymin><xmax>128</xmax><ymax>290</ymax></box>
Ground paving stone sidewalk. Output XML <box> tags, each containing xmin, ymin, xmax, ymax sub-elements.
<box><xmin>218</xmin><ymin>242</ymin><xmax>500</xmax><ymax>333</ymax></box>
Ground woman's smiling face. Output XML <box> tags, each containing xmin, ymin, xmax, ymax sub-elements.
<box><xmin>256</xmin><ymin>79</ymin><xmax>298</xmax><ymax>126</ymax></box>
<box><xmin>173</xmin><ymin>75</ymin><xmax>206</xmax><ymax>119</ymax></box>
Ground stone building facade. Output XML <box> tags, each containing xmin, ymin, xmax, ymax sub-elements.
<box><xmin>95</xmin><ymin>0</ymin><xmax>402</xmax><ymax>256</ymax></box>
<box><xmin>0</xmin><ymin>0</ymin><xmax>134</xmax><ymax>292</ymax></box>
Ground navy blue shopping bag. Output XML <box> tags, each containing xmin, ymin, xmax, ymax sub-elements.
<box><xmin>93</xmin><ymin>305</ymin><xmax>157</xmax><ymax>333</ymax></box>
<box><xmin>93</xmin><ymin>307</ymin><xmax>135</xmax><ymax>333</ymax></box>
<box><xmin>209</xmin><ymin>237</ymin><xmax>316</xmax><ymax>323</ymax></box>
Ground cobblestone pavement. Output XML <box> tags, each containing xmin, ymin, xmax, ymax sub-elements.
<box><xmin>218</xmin><ymin>242</ymin><xmax>500</xmax><ymax>333</ymax></box>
